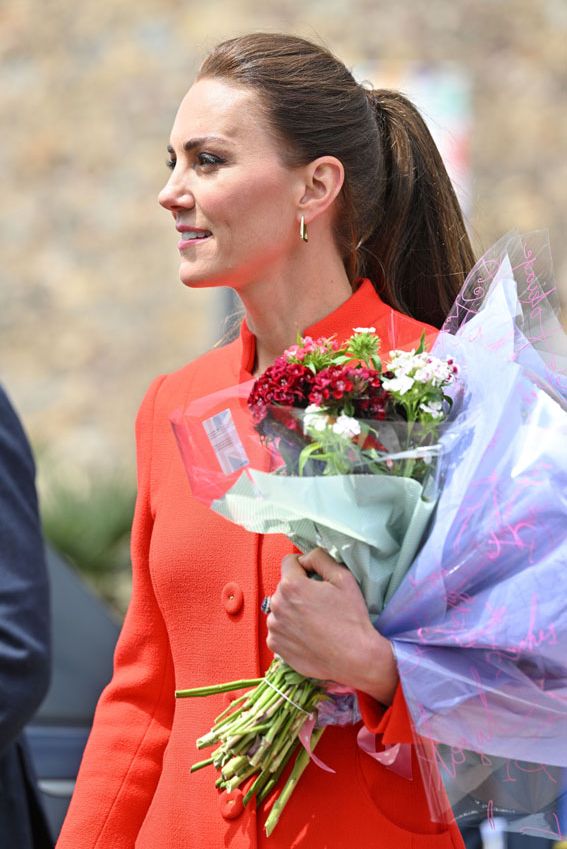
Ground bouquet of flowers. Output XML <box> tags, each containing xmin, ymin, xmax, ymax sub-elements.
<box><xmin>172</xmin><ymin>328</ymin><xmax>460</xmax><ymax>835</ymax></box>
<box><xmin>172</xmin><ymin>231</ymin><xmax>567</xmax><ymax>841</ymax></box>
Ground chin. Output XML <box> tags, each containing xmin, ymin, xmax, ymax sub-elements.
<box><xmin>178</xmin><ymin>258</ymin><xmax>247</xmax><ymax>291</ymax></box>
<box><xmin>178</xmin><ymin>263</ymin><xmax>222</xmax><ymax>290</ymax></box>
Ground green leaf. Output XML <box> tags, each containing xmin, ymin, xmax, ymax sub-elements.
<box><xmin>415</xmin><ymin>331</ymin><xmax>426</xmax><ymax>355</ymax></box>
<box><xmin>298</xmin><ymin>442</ymin><xmax>323</xmax><ymax>476</ymax></box>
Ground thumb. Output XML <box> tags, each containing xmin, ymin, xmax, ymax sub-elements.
<box><xmin>297</xmin><ymin>548</ymin><xmax>344</xmax><ymax>583</ymax></box>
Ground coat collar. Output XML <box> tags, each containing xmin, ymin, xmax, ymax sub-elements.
<box><xmin>237</xmin><ymin>279</ymin><xmax>391</xmax><ymax>380</ymax></box>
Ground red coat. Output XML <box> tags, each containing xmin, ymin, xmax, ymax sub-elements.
<box><xmin>57</xmin><ymin>280</ymin><xmax>464</xmax><ymax>849</ymax></box>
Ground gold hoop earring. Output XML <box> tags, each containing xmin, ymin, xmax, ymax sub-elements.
<box><xmin>299</xmin><ymin>215</ymin><xmax>309</xmax><ymax>243</ymax></box>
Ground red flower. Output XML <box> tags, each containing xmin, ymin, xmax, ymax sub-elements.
<box><xmin>248</xmin><ymin>359</ymin><xmax>313</xmax><ymax>422</ymax></box>
<box><xmin>248</xmin><ymin>358</ymin><xmax>391</xmax><ymax>429</ymax></box>
<box><xmin>360</xmin><ymin>432</ymin><xmax>387</xmax><ymax>452</ymax></box>
<box><xmin>308</xmin><ymin>366</ymin><xmax>355</xmax><ymax>405</ymax></box>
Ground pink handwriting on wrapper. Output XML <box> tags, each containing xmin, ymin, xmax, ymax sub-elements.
<box><xmin>516</xmin><ymin>594</ymin><xmax>558</xmax><ymax>655</ymax></box>
<box><xmin>469</xmin><ymin>665</ymin><xmax>497</xmax><ymax>753</ymax></box>
<box><xmin>516</xmin><ymin>244</ymin><xmax>557</xmax><ymax>313</ymax></box>
<box><xmin>404</xmin><ymin>450</ymin><xmax>552</xmax><ymax>616</ymax></box>
<box><xmin>417</xmin><ymin>593</ymin><xmax>559</xmax><ymax>659</ymax></box>
<box><xmin>516</xmin><ymin>244</ymin><xmax>558</xmax><ymax>346</ymax></box>
<box><xmin>444</xmin><ymin>259</ymin><xmax>500</xmax><ymax>333</ymax></box>
<box><xmin>413</xmin><ymin>592</ymin><xmax>477</xmax><ymax>643</ymax></box>
<box><xmin>487</xmin><ymin>800</ymin><xmax>495</xmax><ymax>831</ymax></box>
<box><xmin>416</xmin><ymin>601</ymin><xmax>507</xmax><ymax>649</ymax></box>
<box><xmin>504</xmin><ymin>759</ymin><xmax>558</xmax><ymax>785</ymax></box>
<box><xmin>451</xmin><ymin>466</ymin><xmax>540</xmax><ymax>579</ymax></box>
<box><xmin>434</xmin><ymin>745</ymin><xmax>467</xmax><ymax>780</ymax></box>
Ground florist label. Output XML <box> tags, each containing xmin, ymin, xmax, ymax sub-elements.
<box><xmin>202</xmin><ymin>409</ymin><xmax>249</xmax><ymax>475</ymax></box>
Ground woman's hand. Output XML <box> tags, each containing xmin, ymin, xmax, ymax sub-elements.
<box><xmin>266</xmin><ymin>548</ymin><xmax>398</xmax><ymax>706</ymax></box>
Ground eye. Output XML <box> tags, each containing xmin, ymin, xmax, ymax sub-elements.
<box><xmin>196</xmin><ymin>152</ymin><xmax>225</xmax><ymax>169</ymax></box>
<box><xmin>165</xmin><ymin>157</ymin><xmax>176</xmax><ymax>171</ymax></box>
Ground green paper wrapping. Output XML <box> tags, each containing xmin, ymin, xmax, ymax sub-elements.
<box><xmin>212</xmin><ymin>469</ymin><xmax>437</xmax><ymax>616</ymax></box>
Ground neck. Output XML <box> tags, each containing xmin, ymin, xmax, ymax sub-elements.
<box><xmin>239</xmin><ymin>240</ymin><xmax>353</xmax><ymax>376</ymax></box>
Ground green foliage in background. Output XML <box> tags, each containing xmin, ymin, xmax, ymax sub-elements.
<box><xmin>40</xmin><ymin>470</ymin><xmax>136</xmax><ymax>614</ymax></box>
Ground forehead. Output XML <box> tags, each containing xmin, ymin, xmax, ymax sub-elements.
<box><xmin>170</xmin><ymin>77</ymin><xmax>270</xmax><ymax>147</ymax></box>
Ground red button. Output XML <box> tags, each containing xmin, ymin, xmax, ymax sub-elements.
<box><xmin>219</xmin><ymin>788</ymin><xmax>244</xmax><ymax>820</ymax></box>
<box><xmin>222</xmin><ymin>582</ymin><xmax>243</xmax><ymax>615</ymax></box>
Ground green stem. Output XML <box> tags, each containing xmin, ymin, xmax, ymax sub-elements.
<box><xmin>214</xmin><ymin>691</ymin><xmax>250</xmax><ymax>724</ymax></box>
<box><xmin>222</xmin><ymin>754</ymin><xmax>249</xmax><ymax>780</ymax></box>
<box><xmin>243</xmin><ymin>766</ymin><xmax>274</xmax><ymax>807</ymax></box>
<box><xmin>264</xmin><ymin>728</ymin><xmax>326</xmax><ymax>837</ymax></box>
<box><xmin>175</xmin><ymin>677</ymin><xmax>262</xmax><ymax>698</ymax></box>
<box><xmin>257</xmin><ymin>750</ymin><xmax>294</xmax><ymax>804</ymax></box>
<box><xmin>266</xmin><ymin>706</ymin><xmax>302</xmax><ymax>766</ymax></box>
<box><xmin>190</xmin><ymin>756</ymin><xmax>214</xmax><ymax>773</ymax></box>
<box><xmin>225</xmin><ymin>764</ymin><xmax>258</xmax><ymax>792</ymax></box>
<box><xmin>269</xmin><ymin>734</ymin><xmax>301</xmax><ymax>775</ymax></box>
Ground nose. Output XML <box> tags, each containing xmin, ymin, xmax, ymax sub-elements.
<box><xmin>158</xmin><ymin>174</ymin><xmax>195</xmax><ymax>213</ymax></box>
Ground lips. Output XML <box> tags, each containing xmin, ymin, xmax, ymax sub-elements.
<box><xmin>177</xmin><ymin>227</ymin><xmax>212</xmax><ymax>250</ymax></box>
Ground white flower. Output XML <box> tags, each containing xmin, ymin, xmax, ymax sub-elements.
<box><xmin>424</xmin><ymin>355</ymin><xmax>458</xmax><ymax>385</ymax></box>
<box><xmin>382</xmin><ymin>374</ymin><xmax>415</xmax><ymax>395</ymax></box>
<box><xmin>388</xmin><ymin>348</ymin><xmax>415</xmax><ymax>362</ymax></box>
<box><xmin>419</xmin><ymin>400</ymin><xmax>444</xmax><ymax>419</ymax></box>
<box><xmin>331</xmin><ymin>415</ymin><xmax>361</xmax><ymax>439</ymax></box>
<box><xmin>414</xmin><ymin>366</ymin><xmax>433</xmax><ymax>383</ymax></box>
<box><xmin>303</xmin><ymin>405</ymin><xmax>328</xmax><ymax>434</ymax></box>
<box><xmin>353</xmin><ymin>326</ymin><xmax>376</xmax><ymax>334</ymax></box>
<box><xmin>386</xmin><ymin>351</ymin><xmax>458</xmax><ymax>389</ymax></box>
<box><xmin>387</xmin><ymin>350</ymin><xmax>420</xmax><ymax>377</ymax></box>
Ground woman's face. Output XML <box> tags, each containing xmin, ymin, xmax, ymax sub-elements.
<box><xmin>158</xmin><ymin>77</ymin><xmax>304</xmax><ymax>290</ymax></box>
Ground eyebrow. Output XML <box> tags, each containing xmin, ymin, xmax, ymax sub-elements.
<box><xmin>167</xmin><ymin>135</ymin><xmax>233</xmax><ymax>154</ymax></box>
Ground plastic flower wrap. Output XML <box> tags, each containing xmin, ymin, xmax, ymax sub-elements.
<box><xmin>377</xmin><ymin>231</ymin><xmax>567</xmax><ymax>841</ymax></box>
<box><xmin>171</xmin><ymin>326</ymin><xmax>459</xmax><ymax>834</ymax></box>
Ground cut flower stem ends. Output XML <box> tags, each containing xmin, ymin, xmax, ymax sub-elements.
<box><xmin>175</xmin><ymin>657</ymin><xmax>328</xmax><ymax>835</ymax></box>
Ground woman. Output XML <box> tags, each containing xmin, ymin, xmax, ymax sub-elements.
<box><xmin>57</xmin><ymin>33</ymin><xmax>475</xmax><ymax>848</ymax></box>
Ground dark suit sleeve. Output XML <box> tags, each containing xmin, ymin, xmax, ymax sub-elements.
<box><xmin>0</xmin><ymin>386</ymin><xmax>50</xmax><ymax>758</ymax></box>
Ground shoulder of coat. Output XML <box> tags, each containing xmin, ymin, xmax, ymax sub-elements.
<box><xmin>153</xmin><ymin>336</ymin><xmax>242</xmax><ymax>405</ymax></box>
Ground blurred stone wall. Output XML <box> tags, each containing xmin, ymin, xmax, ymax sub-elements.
<box><xmin>1</xmin><ymin>0</ymin><xmax>566</xmax><ymax>487</ymax></box>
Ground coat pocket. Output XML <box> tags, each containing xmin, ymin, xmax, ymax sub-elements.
<box><xmin>354</xmin><ymin>735</ymin><xmax>461</xmax><ymax>849</ymax></box>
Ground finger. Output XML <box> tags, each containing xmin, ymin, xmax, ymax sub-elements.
<box><xmin>280</xmin><ymin>552</ymin><xmax>307</xmax><ymax>582</ymax></box>
<box><xmin>297</xmin><ymin>548</ymin><xmax>344</xmax><ymax>583</ymax></box>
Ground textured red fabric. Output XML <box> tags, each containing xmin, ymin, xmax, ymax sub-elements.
<box><xmin>57</xmin><ymin>281</ymin><xmax>464</xmax><ymax>849</ymax></box>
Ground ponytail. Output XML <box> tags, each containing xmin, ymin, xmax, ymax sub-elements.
<box><xmin>360</xmin><ymin>90</ymin><xmax>475</xmax><ymax>328</ymax></box>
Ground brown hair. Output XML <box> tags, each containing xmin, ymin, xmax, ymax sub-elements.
<box><xmin>199</xmin><ymin>33</ymin><xmax>475</xmax><ymax>328</ymax></box>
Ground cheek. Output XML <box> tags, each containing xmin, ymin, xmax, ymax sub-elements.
<box><xmin>205</xmin><ymin>171</ymin><xmax>293</xmax><ymax>239</ymax></box>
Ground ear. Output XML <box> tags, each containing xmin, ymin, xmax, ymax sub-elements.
<box><xmin>297</xmin><ymin>156</ymin><xmax>345</xmax><ymax>225</ymax></box>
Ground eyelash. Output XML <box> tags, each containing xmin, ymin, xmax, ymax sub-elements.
<box><xmin>165</xmin><ymin>152</ymin><xmax>225</xmax><ymax>171</ymax></box>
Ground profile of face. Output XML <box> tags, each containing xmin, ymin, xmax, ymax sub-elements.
<box><xmin>158</xmin><ymin>78</ymin><xmax>306</xmax><ymax>291</ymax></box>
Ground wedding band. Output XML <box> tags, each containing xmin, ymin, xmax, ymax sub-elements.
<box><xmin>261</xmin><ymin>596</ymin><xmax>271</xmax><ymax>615</ymax></box>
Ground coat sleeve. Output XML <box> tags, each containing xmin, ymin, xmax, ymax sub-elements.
<box><xmin>0</xmin><ymin>386</ymin><xmax>50</xmax><ymax>758</ymax></box>
<box><xmin>57</xmin><ymin>375</ymin><xmax>176</xmax><ymax>849</ymax></box>
<box><xmin>357</xmin><ymin>683</ymin><xmax>414</xmax><ymax>743</ymax></box>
